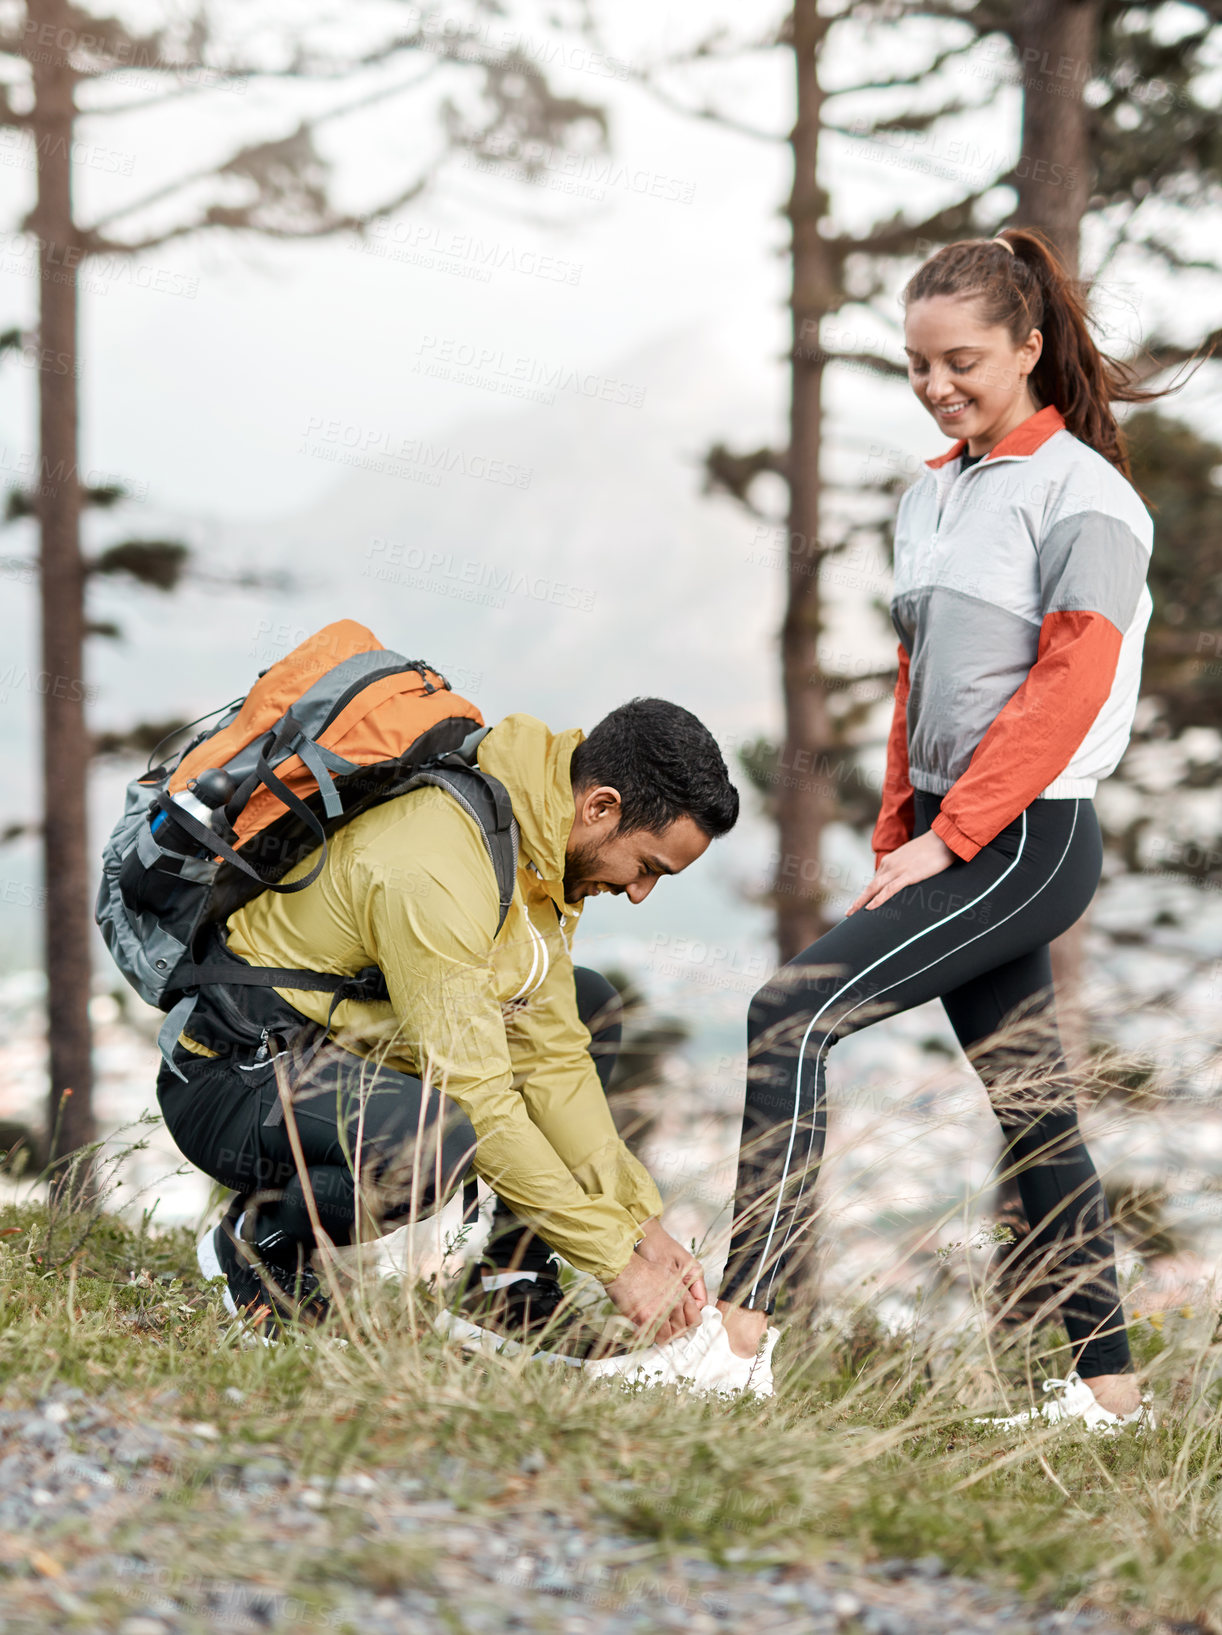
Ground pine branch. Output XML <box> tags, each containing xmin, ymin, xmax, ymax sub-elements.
<box><xmin>1127</xmin><ymin>234</ymin><xmax>1222</xmax><ymax>277</ymax></box>
<box><xmin>10</xmin><ymin>11</ymin><xmax>190</xmax><ymax>79</ymax></box>
<box><xmin>702</xmin><ymin>442</ymin><xmax>788</xmax><ymax>520</ymax></box>
<box><xmin>625</xmin><ymin>77</ymin><xmax>783</xmax><ymax>143</ymax></box>
<box><xmin>832</xmin><ymin>36</ymin><xmax>980</xmax><ymax>96</ymax></box>
<box><xmin>580</xmin><ymin>12</ymin><xmax>785</xmax><ymax>141</ymax></box>
<box><xmin>82</xmin><ymin>66</ymin><xmax>441</xmax><ymax>239</ymax></box>
<box><xmin>843</xmin><ymin>95</ymin><xmax>995</xmax><ymax>138</ymax></box>
<box><xmin>639</xmin><ymin>22</ymin><xmax>788</xmax><ymax>68</ymax></box>
<box><xmin>78</xmin><ymin>81</ymin><xmax>219</xmax><ymax>118</ymax></box>
<box><xmin>88</xmin><ymin>540</ymin><xmax>189</xmax><ymax>592</ymax></box>
<box><xmin>831</xmin><ymin>188</ymin><xmax>996</xmax><ymax>257</ymax></box>
<box><xmin>866</xmin><ymin>0</ymin><xmax>1008</xmax><ymax>35</ymax></box>
<box><xmin>58</xmin><ymin>15</ymin><xmax>437</xmax><ymax>93</ymax></box>
<box><xmin>82</xmin><ymin>168</ymin><xmax>430</xmax><ymax>255</ymax></box>
<box><xmin>82</xmin><ymin>31</ymin><xmax>608</xmax><ymax>250</ymax></box>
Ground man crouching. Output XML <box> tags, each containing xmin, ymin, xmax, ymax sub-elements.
<box><xmin>163</xmin><ymin>699</ymin><xmax>736</xmax><ymax>1349</ymax></box>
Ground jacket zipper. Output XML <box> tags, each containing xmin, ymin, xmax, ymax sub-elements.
<box><xmin>931</xmin><ymin>452</ymin><xmax>1025</xmax><ymax>537</ymax></box>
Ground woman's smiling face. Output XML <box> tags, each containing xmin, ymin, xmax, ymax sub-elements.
<box><xmin>904</xmin><ymin>294</ymin><xmax>1043</xmax><ymax>455</ymax></box>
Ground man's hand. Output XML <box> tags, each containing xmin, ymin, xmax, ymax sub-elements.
<box><xmin>635</xmin><ymin>1217</ymin><xmax>708</xmax><ymax>1306</ymax></box>
<box><xmin>846</xmin><ymin>830</ymin><xmax>955</xmax><ymax>916</ymax></box>
<box><xmin>604</xmin><ymin>1246</ymin><xmax>704</xmax><ymax>1345</ymax></box>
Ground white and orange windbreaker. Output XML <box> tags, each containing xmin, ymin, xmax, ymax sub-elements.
<box><xmin>872</xmin><ymin>404</ymin><xmax>1153</xmax><ymax>866</ymax></box>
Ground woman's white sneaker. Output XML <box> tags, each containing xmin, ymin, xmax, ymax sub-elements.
<box><xmin>976</xmin><ymin>1371</ymin><xmax>1154</xmax><ymax>1435</ymax></box>
<box><xmin>584</xmin><ymin>1305</ymin><xmax>779</xmax><ymax>1400</ymax></box>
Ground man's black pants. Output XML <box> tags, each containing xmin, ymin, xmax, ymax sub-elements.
<box><xmin>157</xmin><ymin>964</ymin><xmax>623</xmax><ymax>1269</ymax></box>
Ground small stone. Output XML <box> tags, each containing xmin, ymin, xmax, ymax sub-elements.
<box><xmin>518</xmin><ymin>1450</ymin><xmax>546</xmax><ymax>1474</ymax></box>
<box><xmin>240</xmin><ymin>1458</ymin><xmax>290</xmax><ymax>1488</ymax></box>
<box><xmin>299</xmin><ymin>1487</ymin><xmax>325</xmax><ymax>1509</ymax></box>
<box><xmin>118</xmin><ymin>1620</ymin><xmax>169</xmax><ymax>1635</ymax></box>
<box><xmin>832</xmin><ymin>1591</ymin><xmax>863</xmax><ymax>1618</ymax></box>
<box><xmin>799</xmin><ymin>1584</ymin><xmax>834</xmax><ymax>1613</ymax></box>
<box><xmin>222</xmin><ymin>1387</ymin><xmax>246</xmax><ymax>1404</ymax></box>
<box><xmin>863</xmin><ymin>1612</ymin><xmax>917</xmax><ymax>1635</ymax></box>
<box><xmin>42</xmin><ymin>1401</ymin><xmax>71</xmax><ymax>1425</ymax></box>
<box><xmin>20</xmin><ymin>1419</ymin><xmax>66</xmax><ymax>1449</ymax></box>
<box><xmin>187</xmin><ymin>1421</ymin><xmax>220</xmax><ymax>1440</ymax></box>
<box><xmin>913</xmin><ymin>1554</ymin><xmax>947</xmax><ymax>1578</ymax></box>
<box><xmin>112</xmin><ymin>1433</ymin><xmax>153</xmax><ymax>1466</ymax></box>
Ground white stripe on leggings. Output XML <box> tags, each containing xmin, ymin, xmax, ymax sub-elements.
<box><xmin>746</xmin><ymin>805</ymin><xmax>1080</xmax><ymax>1308</ymax></box>
<box><xmin>754</xmin><ymin>803</ymin><xmax>1083</xmax><ymax>1305</ymax></box>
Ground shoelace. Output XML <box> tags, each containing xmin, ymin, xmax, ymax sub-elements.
<box><xmin>652</xmin><ymin>1312</ymin><xmax>720</xmax><ymax>1373</ymax></box>
<box><xmin>1039</xmin><ymin>1373</ymin><xmax>1140</xmax><ymax>1426</ymax></box>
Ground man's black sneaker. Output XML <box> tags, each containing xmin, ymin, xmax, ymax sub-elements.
<box><xmin>196</xmin><ymin>1198</ymin><xmax>330</xmax><ymax>1342</ymax></box>
<box><xmin>463</xmin><ymin>1272</ymin><xmax>568</xmax><ymax>1338</ymax></box>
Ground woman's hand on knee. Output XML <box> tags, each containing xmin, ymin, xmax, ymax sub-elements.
<box><xmin>847</xmin><ymin>831</ymin><xmax>956</xmax><ymax>916</ymax></box>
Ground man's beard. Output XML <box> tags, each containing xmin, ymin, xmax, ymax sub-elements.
<box><xmin>563</xmin><ymin>837</ymin><xmax>622</xmax><ymax>903</ymax></box>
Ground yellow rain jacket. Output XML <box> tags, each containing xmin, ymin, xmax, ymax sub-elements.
<box><xmin>182</xmin><ymin>713</ymin><xmax>663</xmax><ymax>1284</ymax></box>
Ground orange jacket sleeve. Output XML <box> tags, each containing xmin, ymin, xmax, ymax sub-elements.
<box><xmin>931</xmin><ymin>610</ymin><xmax>1123</xmax><ymax>862</ymax></box>
<box><xmin>871</xmin><ymin>643</ymin><xmax>915</xmax><ymax>868</ymax></box>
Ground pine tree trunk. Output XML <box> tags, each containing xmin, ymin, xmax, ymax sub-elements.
<box><xmin>1011</xmin><ymin>0</ymin><xmax>1100</xmax><ymax>1063</ymax></box>
<box><xmin>774</xmin><ymin>0</ymin><xmax>835</xmax><ymax>966</ymax></box>
<box><xmin>1012</xmin><ymin>0</ymin><xmax>1099</xmax><ymax>272</ymax></box>
<box><xmin>30</xmin><ymin>4</ymin><xmax>95</xmax><ymax>1172</ymax></box>
<box><xmin>763</xmin><ymin>0</ymin><xmax>836</xmax><ymax>1310</ymax></box>
<box><xmin>1010</xmin><ymin>0</ymin><xmax>1101</xmax><ymax>1069</ymax></box>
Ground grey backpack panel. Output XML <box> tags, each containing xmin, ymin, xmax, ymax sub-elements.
<box><xmin>96</xmin><ymin>769</ymin><xmax>222</xmax><ymax>1010</ymax></box>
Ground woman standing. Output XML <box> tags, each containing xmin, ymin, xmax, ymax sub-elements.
<box><xmin>700</xmin><ymin>229</ymin><xmax>1173</xmax><ymax>1422</ymax></box>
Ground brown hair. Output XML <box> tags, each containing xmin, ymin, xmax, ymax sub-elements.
<box><xmin>902</xmin><ymin>227</ymin><xmax>1187</xmax><ymax>479</ymax></box>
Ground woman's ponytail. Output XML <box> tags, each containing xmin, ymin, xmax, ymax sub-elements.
<box><xmin>904</xmin><ymin>226</ymin><xmax>1194</xmax><ymax>479</ymax></box>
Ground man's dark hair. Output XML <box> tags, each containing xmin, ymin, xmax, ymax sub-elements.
<box><xmin>570</xmin><ymin>698</ymin><xmax>739</xmax><ymax>839</ymax></box>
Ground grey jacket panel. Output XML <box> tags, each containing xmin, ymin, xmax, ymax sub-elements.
<box><xmin>894</xmin><ymin>587</ymin><xmax>1039</xmax><ymax>792</ymax></box>
<box><xmin>1037</xmin><ymin>509</ymin><xmax>1150</xmax><ymax>629</ymax></box>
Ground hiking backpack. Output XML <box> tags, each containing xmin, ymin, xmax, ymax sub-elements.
<box><xmin>96</xmin><ymin>620</ymin><xmax>519</xmax><ymax>1077</ymax></box>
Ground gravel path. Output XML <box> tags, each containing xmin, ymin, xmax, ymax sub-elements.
<box><xmin>0</xmin><ymin>1388</ymin><xmax>1153</xmax><ymax>1635</ymax></box>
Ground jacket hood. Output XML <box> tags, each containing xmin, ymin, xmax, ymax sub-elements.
<box><xmin>478</xmin><ymin>713</ymin><xmax>584</xmax><ymax>913</ymax></box>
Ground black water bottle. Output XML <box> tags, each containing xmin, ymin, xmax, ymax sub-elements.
<box><xmin>151</xmin><ymin>767</ymin><xmax>237</xmax><ymax>857</ymax></box>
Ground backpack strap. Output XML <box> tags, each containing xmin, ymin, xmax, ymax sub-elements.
<box><xmin>153</xmin><ymin>729</ymin><xmax>331</xmax><ymax>895</ymax></box>
<box><xmin>153</xmin><ymin>716</ymin><xmax>368</xmax><ymax>897</ymax></box>
<box><xmin>398</xmin><ymin>762</ymin><xmax>519</xmax><ymax>937</ymax></box>
<box><xmin>158</xmin><ymin>757</ymin><xmax>521</xmax><ymax>1077</ymax></box>
<box><xmin>157</xmin><ymin>962</ymin><xmax>381</xmax><ymax>1082</ymax></box>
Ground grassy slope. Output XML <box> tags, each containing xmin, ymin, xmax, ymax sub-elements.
<box><xmin>1</xmin><ymin>1197</ymin><xmax>1220</xmax><ymax>1631</ymax></box>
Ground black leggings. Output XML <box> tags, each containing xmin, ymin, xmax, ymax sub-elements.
<box><xmin>721</xmin><ymin>791</ymin><xmax>1130</xmax><ymax>1379</ymax></box>
<box><xmin>157</xmin><ymin>965</ymin><xmax>623</xmax><ymax>1264</ymax></box>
